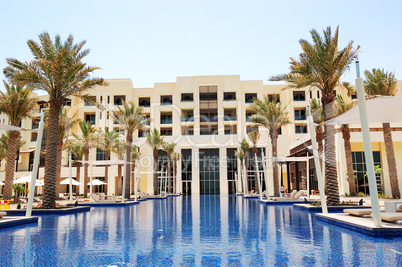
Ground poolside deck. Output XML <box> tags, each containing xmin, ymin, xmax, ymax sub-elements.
<box><xmin>294</xmin><ymin>203</ymin><xmax>372</xmax><ymax>213</ymax></box>
<box><xmin>78</xmin><ymin>200</ymin><xmax>139</xmax><ymax>207</ymax></box>
<box><xmin>316</xmin><ymin>213</ymin><xmax>402</xmax><ymax>237</ymax></box>
<box><xmin>258</xmin><ymin>199</ymin><xmax>305</xmax><ymax>205</ymax></box>
<box><xmin>5</xmin><ymin>206</ymin><xmax>91</xmax><ymax>215</ymax></box>
<box><xmin>0</xmin><ymin>216</ymin><xmax>38</xmax><ymax>229</ymax></box>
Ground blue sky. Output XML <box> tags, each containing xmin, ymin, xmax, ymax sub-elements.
<box><xmin>1</xmin><ymin>0</ymin><xmax>401</xmax><ymax>91</ymax></box>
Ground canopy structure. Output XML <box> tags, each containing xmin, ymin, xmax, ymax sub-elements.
<box><xmin>326</xmin><ymin>96</ymin><xmax>402</xmax><ymax>125</ymax></box>
<box><xmin>87</xmin><ymin>179</ymin><xmax>107</xmax><ymax>186</ymax></box>
<box><xmin>0</xmin><ymin>123</ymin><xmax>21</xmax><ymax>131</ymax></box>
<box><xmin>60</xmin><ymin>178</ymin><xmax>81</xmax><ymax>186</ymax></box>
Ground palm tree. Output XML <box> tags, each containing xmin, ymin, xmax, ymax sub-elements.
<box><xmin>364</xmin><ymin>68</ymin><xmax>400</xmax><ymax>198</ymax></box>
<box><xmin>309</xmin><ymin>98</ymin><xmax>324</xmax><ymax>156</ymax></box>
<box><xmin>170</xmin><ymin>152</ymin><xmax>181</xmax><ymax>194</ymax></box>
<box><xmin>131</xmin><ymin>146</ymin><xmax>141</xmax><ymax>195</ymax></box>
<box><xmin>111</xmin><ymin>101</ymin><xmax>147</xmax><ymax>199</ymax></box>
<box><xmin>69</xmin><ymin>141</ymin><xmax>84</xmax><ymax>195</ymax></box>
<box><xmin>249</xmin><ymin>96</ymin><xmax>290</xmax><ymax>197</ymax></box>
<box><xmin>162</xmin><ymin>142</ymin><xmax>176</xmax><ymax>193</ymax></box>
<box><xmin>239</xmin><ymin>138</ymin><xmax>250</xmax><ymax>193</ymax></box>
<box><xmin>97</xmin><ymin>128</ymin><xmax>120</xmax><ymax>195</ymax></box>
<box><xmin>113</xmin><ymin>139</ymin><xmax>126</xmax><ymax>196</ymax></box>
<box><xmin>335</xmin><ymin>95</ymin><xmax>357</xmax><ymax>196</ymax></box>
<box><xmin>270</xmin><ymin>26</ymin><xmax>359</xmax><ymax>203</ymax></box>
<box><xmin>248</xmin><ymin>130</ymin><xmax>261</xmax><ymax>192</ymax></box>
<box><xmin>73</xmin><ymin>121</ymin><xmax>97</xmax><ymax>198</ymax></box>
<box><xmin>4</xmin><ymin>33</ymin><xmax>106</xmax><ymax>208</ymax></box>
<box><xmin>235</xmin><ymin>148</ymin><xmax>245</xmax><ymax>193</ymax></box>
<box><xmin>145</xmin><ymin>128</ymin><xmax>164</xmax><ymax>195</ymax></box>
<box><xmin>0</xmin><ymin>81</ymin><xmax>35</xmax><ymax>200</ymax></box>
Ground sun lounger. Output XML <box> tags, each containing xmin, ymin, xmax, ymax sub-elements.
<box><xmin>379</xmin><ymin>212</ymin><xmax>402</xmax><ymax>223</ymax></box>
<box><xmin>98</xmin><ymin>193</ymin><xmax>114</xmax><ymax>200</ymax></box>
<box><xmin>91</xmin><ymin>193</ymin><xmax>118</xmax><ymax>203</ymax></box>
<box><xmin>344</xmin><ymin>207</ymin><xmax>385</xmax><ymax>217</ymax></box>
<box><xmin>0</xmin><ymin>211</ymin><xmax>6</xmax><ymax>219</ymax></box>
<box><xmin>269</xmin><ymin>190</ymin><xmax>304</xmax><ymax>201</ymax></box>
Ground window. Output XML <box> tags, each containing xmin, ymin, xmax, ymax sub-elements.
<box><xmin>181</xmin><ymin>110</ymin><xmax>194</xmax><ymax>122</ymax></box>
<box><xmin>181</xmin><ymin>126</ymin><xmax>194</xmax><ymax>135</ymax></box>
<box><xmin>62</xmin><ymin>101</ymin><xmax>71</xmax><ymax>107</ymax></box>
<box><xmin>107</xmin><ymin>96</ymin><xmax>110</xmax><ymax>104</ymax></box>
<box><xmin>278</xmin><ymin>127</ymin><xmax>282</xmax><ymax>135</ymax></box>
<box><xmin>199</xmin><ymin>92</ymin><xmax>217</xmax><ymax>101</ymax></box>
<box><xmin>268</xmin><ymin>94</ymin><xmax>280</xmax><ymax>102</ymax></box>
<box><xmin>224</xmin><ymin>109</ymin><xmax>237</xmax><ymax>121</ymax></box>
<box><xmin>200</xmin><ymin>112</ymin><xmax>218</xmax><ymax>122</ymax></box>
<box><xmin>31</xmin><ymin>132</ymin><xmax>38</xmax><ymax>142</ymax></box>
<box><xmin>245</xmin><ymin>93</ymin><xmax>257</xmax><ymax>103</ymax></box>
<box><xmin>181</xmin><ymin>93</ymin><xmax>193</xmax><ymax>102</ymax></box>
<box><xmin>352</xmin><ymin>151</ymin><xmax>382</xmax><ymax>195</ymax></box>
<box><xmin>161</xmin><ymin>112</ymin><xmax>172</xmax><ymax>124</ymax></box>
<box><xmin>181</xmin><ymin>149</ymin><xmax>192</xmax><ymax>181</ymax></box>
<box><xmin>224</xmin><ymin>125</ymin><xmax>237</xmax><ymax>135</ymax></box>
<box><xmin>100</xmin><ymin>96</ymin><xmax>103</xmax><ymax>103</ymax></box>
<box><xmin>200</xmin><ymin>126</ymin><xmax>218</xmax><ymax>135</ymax></box>
<box><xmin>293</xmin><ymin>91</ymin><xmax>305</xmax><ymax>101</ymax></box>
<box><xmin>139</xmin><ymin>97</ymin><xmax>150</xmax><ymax>107</ymax></box>
<box><xmin>246</xmin><ymin>126</ymin><xmax>258</xmax><ymax>133</ymax></box>
<box><xmin>246</xmin><ymin>111</ymin><xmax>255</xmax><ymax>122</ymax></box>
<box><xmin>138</xmin><ymin>129</ymin><xmax>150</xmax><ymax>137</ymax></box>
<box><xmin>32</xmin><ymin>119</ymin><xmax>39</xmax><ymax>130</ymax></box>
<box><xmin>199</xmin><ymin>149</ymin><xmax>220</xmax><ymax>194</ymax></box>
<box><xmin>85</xmin><ymin>114</ymin><xmax>96</xmax><ymax>125</ymax></box>
<box><xmin>224</xmin><ymin>92</ymin><xmax>236</xmax><ymax>101</ymax></box>
<box><xmin>226</xmin><ymin>148</ymin><xmax>238</xmax><ymax>194</ymax></box>
<box><xmin>294</xmin><ymin>109</ymin><xmax>306</xmax><ymax>120</ymax></box>
<box><xmin>351</xmin><ymin>94</ymin><xmax>357</xmax><ymax>100</ymax></box>
<box><xmin>96</xmin><ymin>148</ymin><xmax>105</xmax><ymax>161</ymax></box>
<box><xmin>84</xmin><ymin>96</ymin><xmax>96</xmax><ymax>106</ymax></box>
<box><xmin>161</xmin><ymin>95</ymin><xmax>172</xmax><ymax>105</ymax></box>
<box><xmin>310</xmin><ymin>91</ymin><xmax>313</xmax><ymax>99</ymax></box>
<box><xmin>143</xmin><ymin>114</ymin><xmax>150</xmax><ymax>125</ymax></box>
<box><xmin>317</xmin><ymin>91</ymin><xmax>320</xmax><ymax>98</ymax></box>
<box><xmin>295</xmin><ymin>125</ymin><xmax>307</xmax><ymax>134</ymax></box>
<box><xmin>100</xmin><ymin>112</ymin><xmax>102</xmax><ymax>120</ymax></box>
<box><xmin>161</xmin><ymin>128</ymin><xmax>172</xmax><ymax>136</ymax></box>
<box><xmin>114</xmin><ymin>95</ymin><xmax>126</xmax><ymax>105</ymax></box>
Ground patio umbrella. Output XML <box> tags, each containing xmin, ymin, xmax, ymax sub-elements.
<box><xmin>60</xmin><ymin>178</ymin><xmax>81</xmax><ymax>186</ymax></box>
<box><xmin>326</xmin><ymin>96</ymin><xmax>402</xmax><ymax>125</ymax></box>
<box><xmin>87</xmin><ymin>179</ymin><xmax>107</xmax><ymax>186</ymax></box>
<box><xmin>13</xmin><ymin>175</ymin><xmax>43</xmax><ymax>185</ymax></box>
<box><xmin>0</xmin><ymin>181</ymin><xmax>4</xmax><ymax>185</ymax></box>
<box><xmin>0</xmin><ymin>123</ymin><xmax>21</xmax><ymax>131</ymax></box>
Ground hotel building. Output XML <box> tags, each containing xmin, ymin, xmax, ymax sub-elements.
<box><xmin>1</xmin><ymin>75</ymin><xmax>401</xmax><ymax>197</ymax></box>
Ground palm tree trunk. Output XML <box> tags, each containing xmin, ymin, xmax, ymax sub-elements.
<box><xmin>84</xmin><ymin>148</ymin><xmax>89</xmax><ymax>198</ymax></box>
<box><xmin>173</xmin><ymin>162</ymin><xmax>177</xmax><ymax>194</ymax></box>
<box><xmin>55</xmin><ymin>141</ymin><xmax>63</xmax><ymax>198</ymax></box>
<box><xmin>125</xmin><ymin>141</ymin><xmax>132</xmax><ymax>200</ymax></box>
<box><xmin>271</xmin><ymin>132</ymin><xmax>280</xmax><ymax>197</ymax></box>
<box><xmin>254</xmin><ymin>152</ymin><xmax>260</xmax><ymax>193</ymax></box>
<box><xmin>383</xmin><ymin>122</ymin><xmax>400</xmax><ymax>197</ymax></box>
<box><xmin>75</xmin><ymin>161</ymin><xmax>81</xmax><ymax>195</ymax></box>
<box><xmin>131</xmin><ymin>162</ymin><xmax>135</xmax><ymax>195</ymax></box>
<box><xmin>3</xmin><ymin>130</ymin><xmax>19</xmax><ymax>200</ymax></box>
<box><xmin>342</xmin><ymin>126</ymin><xmax>356</xmax><ymax>196</ymax></box>
<box><xmin>323</xmin><ymin>101</ymin><xmax>340</xmax><ymax>204</ymax></box>
<box><xmin>153</xmin><ymin>151</ymin><xmax>159</xmax><ymax>195</ymax></box>
<box><xmin>104</xmin><ymin>151</ymin><xmax>109</xmax><ymax>195</ymax></box>
<box><xmin>43</xmin><ymin>102</ymin><xmax>61</xmax><ymax>208</ymax></box>
<box><xmin>117</xmin><ymin>164</ymin><xmax>122</xmax><ymax>195</ymax></box>
<box><xmin>167</xmin><ymin>152</ymin><xmax>171</xmax><ymax>193</ymax></box>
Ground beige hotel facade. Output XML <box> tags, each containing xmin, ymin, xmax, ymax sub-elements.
<box><xmin>1</xmin><ymin>75</ymin><xmax>402</xmax><ymax>197</ymax></box>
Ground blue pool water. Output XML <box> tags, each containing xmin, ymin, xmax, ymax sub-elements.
<box><xmin>0</xmin><ymin>196</ymin><xmax>401</xmax><ymax>266</ymax></box>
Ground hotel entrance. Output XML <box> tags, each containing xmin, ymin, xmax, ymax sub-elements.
<box><xmin>199</xmin><ymin>149</ymin><xmax>220</xmax><ymax>194</ymax></box>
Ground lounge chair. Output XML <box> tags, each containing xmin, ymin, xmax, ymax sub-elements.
<box><xmin>91</xmin><ymin>194</ymin><xmax>118</xmax><ymax>203</ymax></box>
<box><xmin>58</xmin><ymin>193</ymin><xmax>69</xmax><ymax>200</ymax></box>
<box><xmin>0</xmin><ymin>211</ymin><xmax>6</xmax><ymax>219</ymax></box>
<box><xmin>98</xmin><ymin>193</ymin><xmax>114</xmax><ymax>200</ymax></box>
<box><xmin>379</xmin><ymin>202</ymin><xmax>402</xmax><ymax>223</ymax></box>
<box><xmin>343</xmin><ymin>208</ymin><xmax>384</xmax><ymax>217</ymax></box>
<box><xmin>269</xmin><ymin>190</ymin><xmax>304</xmax><ymax>201</ymax></box>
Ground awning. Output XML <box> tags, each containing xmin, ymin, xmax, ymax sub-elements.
<box><xmin>21</xmin><ymin>148</ymin><xmax>35</xmax><ymax>153</ymax></box>
<box><xmin>0</xmin><ymin>124</ymin><xmax>21</xmax><ymax>131</ymax></box>
<box><xmin>326</xmin><ymin>96</ymin><xmax>402</xmax><ymax>125</ymax></box>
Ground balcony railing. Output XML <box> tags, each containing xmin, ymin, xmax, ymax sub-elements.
<box><xmin>32</xmin><ymin>124</ymin><xmax>39</xmax><ymax>130</ymax></box>
<box><xmin>161</xmin><ymin>119</ymin><xmax>172</xmax><ymax>124</ymax></box>
<box><xmin>294</xmin><ymin>115</ymin><xmax>307</xmax><ymax>120</ymax></box>
<box><xmin>181</xmin><ymin>117</ymin><xmax>194</xmax><ymax>122</ymax></box>
<box><xmin>224</xmin><ymin>116</ymin><xmax>237</xmax><ymax>121</ymax></box>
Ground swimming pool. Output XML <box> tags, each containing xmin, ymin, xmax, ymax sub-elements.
<box><xmin>0</xmin><ymin>196</ymin><xmax>401</xmax><ymax>266</ymax></box>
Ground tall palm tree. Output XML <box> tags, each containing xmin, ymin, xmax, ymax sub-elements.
<box><xmin>335</xmin><ymin>95</ymin><xmax>357</xmax><ymax>196</ymax></box>
<box><xmin>112</xmin><ymin>139</ymin><xmax>126</xmax><ymax>196</ymax></box>
<box><xmin>249</xmin><ymin>96</ymin><xmax>290</xmax><ymax>197</ymax></box>
<box><xmin>309</xmin><ymin>98</ymin><xmax>324</xmax><ymax>156</ymax></box>
<box><xmin>97</xmin><ymin>128</ymin><xmax>120</xmax><ymax>195</ymax></box>
<box><xmin>111</xmin><ymin>101</ymin><xmax>147</xmax><ymax>199</ymax></box>
<box><xmin>4</xmin><ymin>33</ymin><xmax>106</xmax><ymax>208</ymax></box>
<box><xmin>131</xmin><ymin>146</ymin><xmax>141</xmax><ymax>195</ymax></box>
<box><xmin>235</xmin><ymin>148</ymin><xmax>245</xmax><ymax>193</ymax></box>
<box><xmin>162</xmin><ymin>142</ymin><xmax>176</xmax><ymax>193</ymax></box>
<box><xmin>239</xmin><ymin>138</ymin><xmax>250</xmax><ymax>193</ymax></box>
<box><xmin>248</xmin><ymin>130</ymin><xmax>261</xmax><ymax>192</ymax></box>
<box><xmin>69</xmin><ymin>141</ymin><xmax>84</xmax><ymax>195</ymax></box>
<box><xmin>270</xmin><ymin>26</ymin><xmax>359</xmax><ymax>203</ymax></box>
<box><xmin>145</xmin><ymin>128</ymin><xmax>164</xmax><ymax>195</ymax></box>
<box><xmin>0</xmin><ymin>81</ymin><xmax>35</xmax><ymax>200</ymax></box>
<box><xmin>73</xmin><ymin>121</ymin><xmax>97</xmax><ymax>198</ymax></box>
<box><xmin>170</xmin><ymin>152</ymin><xmax>181</xmax><ymax>194</ymax></box>
<box><xmin>364</xmin><ymin>68</ymin><xmax>400</xmax><ymax>198</ymax></box>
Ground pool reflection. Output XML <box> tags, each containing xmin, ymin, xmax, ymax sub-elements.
<box><xmin>0</xmin><ymin>196</ymin><xmax>401</xmax><ymax>266</ymax></box>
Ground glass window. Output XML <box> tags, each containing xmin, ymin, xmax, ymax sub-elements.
<box><xmin>114</xmin><ymin>95</ymin><xmax>126</xmax><ymax>105</ymax></box>
<box><xmin>295</xmin><ymin>125</ymin><xmax>307</xmax><ymax>134</ymax></box>
<box><xmin>245</xmin><ymin>93</ymin><xmax>257</xmax><ymax>103</ymax></box>
<box><xmin>96</xmin><ymin>148</ymin><xmax>105</xmax><ymax>161</ymax></box>
<box><xmin>139</xmin><ymin>97</ymin><xmax>150</xmax><ymax>107</ymax></box>
<box><xmin>224</xmin><ymin>92</ymin><xmax>236</xmax><ymax>101</ymax></box>
<box><xmin>181</xmin><ymin>149</ymin><xmax>192</xmax><ymax>181</ymax></box>
<box><xmin>199</xmin><ymin>149</ymin><xmax>220</xmax><ymax>194</ymax></box>
<box><xmin>293</xmin><ymin>91</ymin><xmax>306</xmax><ymax>101</ymax></box>
<box><xmin>161</xmin><ymin>95</ymin><xmax>172</xmax><ymax>105</ymax></box>
<box><xmin>181</xmin><ymin>93</ymin><xmax>193</xmax><ymax>102</ymax></box>
<box><xmin>352</xmin><ymin>151</ymin><xmax>382</xmax><ymax>195</ymax></box>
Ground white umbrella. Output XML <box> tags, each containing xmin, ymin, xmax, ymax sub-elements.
<box><xmin>0</xmin><ymin>181</ymin><xmax>4</xmax><ymax>185</ymax></box>
<box><xmin>326</xmin><ymin>96</ymin><xmax>402</xmax><ymax>125</ymax></box>
<box><xmin>61</xmin><ymin>178</ymin><xmax>81</xmax><ymax>186</ymax></box>
<box><xmin>0</xmin><ymin>123</ymin><xmax>21</xmax><ymax>131</ymax></box>
<box><xmin>14</xmin><ymin>175</ymin><xmax>43</xmax><ymax>186</ymax></box>
<box><xmin>87</xmin><ymin>179</ymin><xmax>107</xmax><ymax>186</ymax></box>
